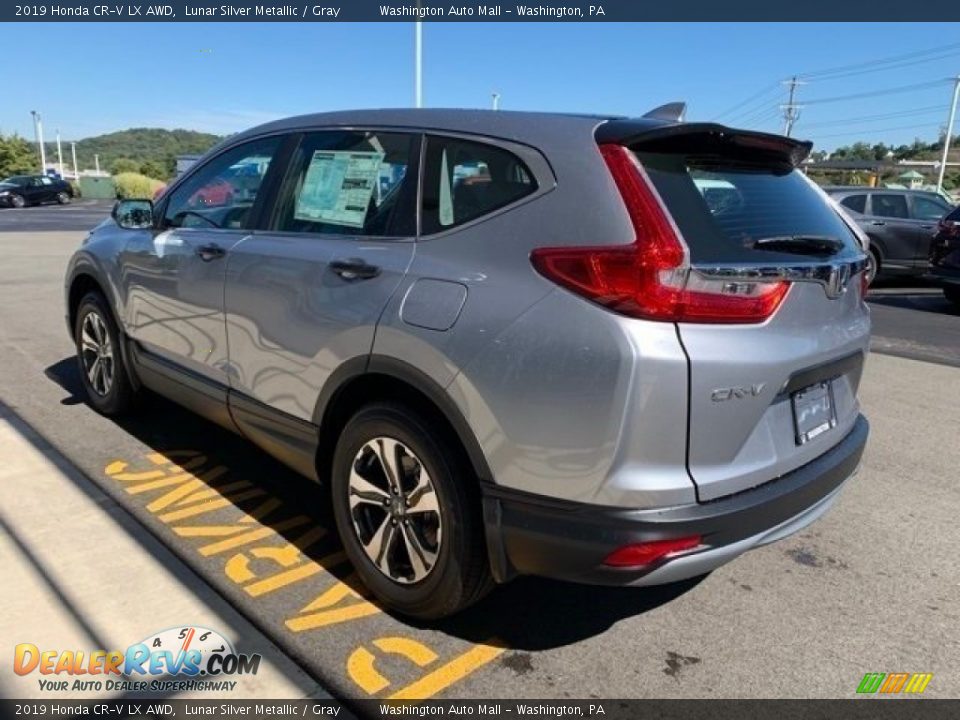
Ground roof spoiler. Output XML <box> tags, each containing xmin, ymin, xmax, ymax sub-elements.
<box><xmin>642</xmin><ymin>102</ymin><xmax>687</xmax><ymax>123</ymax></box>
<box><xmin>596</xmin><ymin>121</ymin><xmax>813</xmax><ymax>168</ymax></box>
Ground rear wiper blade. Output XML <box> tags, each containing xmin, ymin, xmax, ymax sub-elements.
<box><xmin>750</xmin><ymin>235</ymin><xmax>844</xmax><ymax>256</ymax></box>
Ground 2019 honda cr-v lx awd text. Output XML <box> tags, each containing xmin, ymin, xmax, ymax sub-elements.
<box><xmin>65</xmin><ymin>107</ymin><xmax>870</xmax><ymax>619</ymax></box>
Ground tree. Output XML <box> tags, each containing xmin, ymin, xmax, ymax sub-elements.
<box><xmin>0</xmin><ymin>133</ymin><xmax>38</xmax><ymax>177</ymax></box>
<box><xmin>110</xmin><ymin>158</ymin><xmax>139</xmax><ymax>175</ymax></box>
<box><xmin>139</xmin><ymin>160</ymin><xmax>166</xmax><ymax>180</ymax></box>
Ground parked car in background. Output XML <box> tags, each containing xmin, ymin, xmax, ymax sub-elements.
<box><xmin>928</xmin><ymin>204</ymin><xmax>960</xmax><ymax>308</ymax></box>
<box><xmin>65</xmin><ymin>108</ymin><xmax>870</xmax><ymax>618</ymax></box>
<box><xmin>0</xmin><ymin>174</ymin><xmax>74</xmax><ymax>208</ymax></box>
<box><xmin>825</xmin><ymin>187</ymin><xmax>954</xmax><ymax>281</ymax></box>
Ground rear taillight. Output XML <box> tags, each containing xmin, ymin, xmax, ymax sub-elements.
<box><xmin>602</xmin><ymin>535</ymin><xmax>702</xmax><ymax>568</ymax></box>
<box><xmin>530</xmin><ymin>144</ymin><xmax>790</xmax><ymax>324</ymax></box>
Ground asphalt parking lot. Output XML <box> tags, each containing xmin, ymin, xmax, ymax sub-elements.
<box><xmin>1</xmin><ymin>204</ymin><xmax>958</xmax><ymax>700</ymax></box>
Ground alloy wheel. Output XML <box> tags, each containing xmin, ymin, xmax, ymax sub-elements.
<box><xmin>347</xmin><ymin>437</ymin><xmax>442</xmax><ymax>584</ymax></box>
<box><xmin>80</xmin><ymin>311</ymin><xmax>114</xmax><ymax>397</ymax></box>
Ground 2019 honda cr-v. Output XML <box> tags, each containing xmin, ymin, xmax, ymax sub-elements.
<box><xmin>65</xmin><ymin>107</ymin><xmax>870</xmax><ymax>618</ymax></box>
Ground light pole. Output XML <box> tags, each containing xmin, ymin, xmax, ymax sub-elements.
<box><xmin>56</xmin><ymin>129</ymin><xmax>64</xmax><ymax>178</ymax></box>
<box><xmin>414</xmin><ymin>21</ymin><xmax>422</xmax><ymax>108</ymax></box>
<box><xmin>30</xmin><ymin>111</ymin><xmax>47</xmax><ymax>173</ymax></box>
<box><xmin>936</xmin><ymin>75</ymin><xmax>960</xmax><ymax>193</ymax></box>
<box><xmin>71</xmin><ymin>142</ymin><xmax>79</xmax><ymax>181</ymax></box>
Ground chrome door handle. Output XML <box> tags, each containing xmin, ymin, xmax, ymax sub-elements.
<box><xmin>196</xmin><ymin>244</ymin><xmax>226</xmax><ymax>261</ymax></box>
<box><xmin>330</xmin><ymin>259</ymin><xmax>380</xmax><ymax>280</ymax></box>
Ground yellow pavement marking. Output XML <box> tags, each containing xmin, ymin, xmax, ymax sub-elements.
<box><xmin>388</xmin><ymin>641</ymin><xmax>504</xmax><ymax>700</ymax></box>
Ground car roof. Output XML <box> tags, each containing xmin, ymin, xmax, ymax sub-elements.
<box><xmin>825</xmin><ymin>186</ymin><xmax>940</xmax><ymax>196</ymax></box>
<box><xmin>231</xmin><ymin>108</ymin><xmax>625</xmax><ymax>147</ymax></box>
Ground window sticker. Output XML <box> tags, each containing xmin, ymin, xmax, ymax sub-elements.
<box><xmin>295</xmin><ymin>150</ymin><xmax>384</xmax><ymax>228</ymax></box>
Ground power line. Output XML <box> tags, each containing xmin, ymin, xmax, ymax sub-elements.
<box><xmin>798</xmin><ymin>49</ymin><xmax>960</xmax><ymax>83</ymax></box>
<box><xmin>731</xmin><ymin>90</ymin><xmax>788</xmax><ymax>126</ymax></box>
<box><xmin>802</xmin><ymin>79</ymin><xmax>948</xmax><ymax>106</ymax></box>
<box><xmin>718</xmin><ymin>42</ymin><xmax>960</xmax><ymax>127</ymax></box>
<box><xmin>800</xmin><ymin>105</ymin><xmax>944</xmax><ymax>129</ymax></box>
<box><xmin>741</xmin><ymin>107</ymin><xmax>783</xmax><ymax>131</ymax></box>
<box><xmin>798</xmin><ymin>41</ymin><xmax>960</xmax><ymax>80</ymax></box>
<box><xmin>809</xmin><ymin>122</ymin><xmax>945</xmax><ymax>141</ymax></box>
<box><xmin>713</xmin><ymin>82</ymin><xmax>782</xmax><ymax>121</ymax></box>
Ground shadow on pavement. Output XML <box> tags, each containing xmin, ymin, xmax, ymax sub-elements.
<box><xmin>0</xmin><ymin>397</ymin><xmax>317</xmax><ymax>704</ymax></box>
<box><xmin>44</xmin><ymin>356</ymin><xmax>704</xmax><ymax>651</ymax></box>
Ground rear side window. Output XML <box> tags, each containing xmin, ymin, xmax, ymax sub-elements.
<box><xmin>635</xmin><ymin>152</ymin><xmax>859</xmax><ymax>263</ymax></box>
<box><xmin>839</xmin><ymin>194</ymin><xmax>866</xmax><ymax>214</ymax></box>
<box><xmin>421</xmin><ymin>136</ymin><xmax>536</xmax><ymax>234</ymax></box>
<box><xmin>871</xmin><ymin>194</ymin><xmax>908</xmax><ymax>219</ymax></box>
<box><xmin>911</xmin><ymin>195</ymin><xmax>949</xmax><ymax>221</ymax></box>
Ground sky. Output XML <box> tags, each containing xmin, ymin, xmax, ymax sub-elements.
<box><xmin>3</xmin><ymin>22</ymin><xmax>959</xmax><ymax>151</ymax></box>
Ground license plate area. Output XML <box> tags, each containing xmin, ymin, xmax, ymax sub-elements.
<box><xmin>791</xmin><ymin>380</ymin><xmax>837</xmax><ymax>445</ymax></box>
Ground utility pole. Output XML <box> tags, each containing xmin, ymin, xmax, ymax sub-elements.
<box><xmin>414</xmin><ymin>20</ymin><xmax>422</xmax><ymax>108</ymax></box>
<box><xmin>781</xmin><ymin>76</ymin><xmax>805</xmax><ymax>137</ymax></box>
<box><xmin>71</xmin><ymin>142</ymin><xmax>79</xmax><ymax>181</ymax></box>
<box><xmin>936</xmin><ymin>75</ymin><xmax>960</xmax><ymax>193</ymax></box>
<box><xmin>30</xmin><ymin>111</ymin><xmax>47</xmax><ymax>173</ymax></box>
<box><xmin>56</xmin><ymin>129</ymin><xmax>64</xmax><ymax>178</ymax></box>
<box><xmin>491</xmin><ymin>92</ymin><xmax>501</xmax><ymax>111</ymax></box>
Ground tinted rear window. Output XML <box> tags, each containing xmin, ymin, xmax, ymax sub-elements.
<box><xmin>839</xmin><ymin>194</ymin><xmax>867</xmax><ymax>214</ymax></box>
<box><xmin>635</xmin><ymin>152</ymin><xmax>859</xmax><ymax>264</ymax></box>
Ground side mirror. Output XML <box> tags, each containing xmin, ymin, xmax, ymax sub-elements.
<box><xmin>112</xmin><ymin>199</ymin><xmax>155</xmax><ymax>230</ymax></box>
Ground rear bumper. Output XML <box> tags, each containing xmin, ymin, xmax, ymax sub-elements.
<box><xmin>482</xmin><ymin>414</ymin><xmax>868</xmax><ymax>585</ymax></box>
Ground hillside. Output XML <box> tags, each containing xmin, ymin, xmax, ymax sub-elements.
<box><xmin>42</xmin><ymin>128</ymin><xmax>222</xmax><ymax>178</ymax></box>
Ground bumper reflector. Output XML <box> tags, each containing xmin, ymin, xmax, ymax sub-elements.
<box><xmin>602</xmin><ymin>535</ymin><xmax>702</xmax><ymax>568</ymax></box>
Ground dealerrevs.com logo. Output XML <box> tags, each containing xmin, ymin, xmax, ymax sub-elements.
<box><xmin>14</xmin><ymin>626</ymin><xmax>262</xmax><ymax>693</ymax></box>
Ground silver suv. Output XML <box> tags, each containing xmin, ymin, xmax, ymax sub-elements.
<box><xmin>65</xmin><ymin>109</ymin><xmax>871</xmax><ymax>618</ymax></box>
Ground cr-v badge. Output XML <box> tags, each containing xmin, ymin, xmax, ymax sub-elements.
<box><xmin>711</xmin><ymin>384</ymin><xmax>766</xmax><ymax>402</ymax></box>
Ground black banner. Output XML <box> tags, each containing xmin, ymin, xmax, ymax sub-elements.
<box><xmin>3</xmin><ymin>700</ymin><xmax>960</xmax><ymax>720</ymax></box>
<box><xmin>5</xmin><ymin>0</ymin><xmax>960</xmax><ymax>22</ymax></box>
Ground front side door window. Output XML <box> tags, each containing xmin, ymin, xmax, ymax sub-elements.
<box><xmin>161</xmin><ymin>136</ymin><xmax>282</xmax><ymax>231</ymax></box>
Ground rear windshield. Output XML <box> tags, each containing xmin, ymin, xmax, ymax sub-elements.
<box><xmin>635</xmin><ymin>151</ymin><xmax>860</xmax><ymax>264</ymax></box>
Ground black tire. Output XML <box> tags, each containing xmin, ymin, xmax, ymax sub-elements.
<box><xmin>867</xmin><ymin>246</ymin><xmax>881</xmax><ymax>285</ymax></box>
<box><xmin>74</xmin><ymin>292</ymin><xmax>138</xmax><ymax>415</ymax></box>
<box><xmin>10</xmin><ymin>194</ymin><xmax>25</xmax><ymax>208</ymax></box>
<box><xmin>57</xmin><ymin>191</ymin><xmax>71</xmax><ymax>205</ymax></box>
<box><xmin>945</xmin><ymin>286</ymin><xmax>960</xmax><ymax>308</ymax></box>
<box><xmin>331</xmin><ymin>402</ymin><xmax>492</xmax><ymax>619</ymax></box>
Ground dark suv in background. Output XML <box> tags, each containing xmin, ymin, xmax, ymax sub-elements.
<box><xmin>929</xmin><ymin>204</ymin><xmax>960</xmax><ymax>308</ymax></box>
<box><xmin>826</xmin><ymin>187</ymin><xmax>953</xmax><ymax>281</ymax></box>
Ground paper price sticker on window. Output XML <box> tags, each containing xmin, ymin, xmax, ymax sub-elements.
<box><xmin>295</xmin><ymin>150</ymin><xmax>384</xmax><ymax>229</ymax></box>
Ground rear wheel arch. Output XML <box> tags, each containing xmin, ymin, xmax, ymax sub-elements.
<box><xmin>313</xmin><ymin>357</ymin><xmax>493</xmax><ymax>491</ymax></box>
